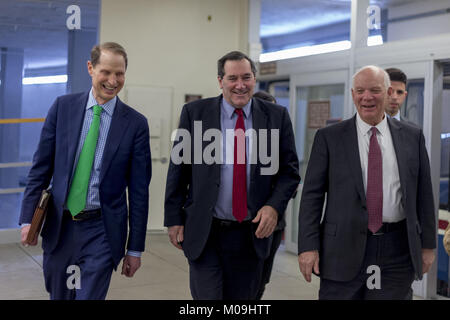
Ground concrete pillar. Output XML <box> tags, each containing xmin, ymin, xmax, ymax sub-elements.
<box><xmin>67</xmin><ymin>30</ymin><xmax>97</xmax><ymax>94</ymax></box>
<box><xmin>346</xmin><ymin>0</ymin><xmax>370</xmax><ymax>119</ymax></box>
<box><xmin>248</xmin><ymin>0</ymin><xmax>262</xmax><ymax>62</ymax></box>
<box><xmin>0</xmin><ymin>47</ymin><xmax>24</xmax><ymax>187</ymax></box>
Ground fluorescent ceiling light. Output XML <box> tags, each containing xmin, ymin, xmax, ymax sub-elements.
<box><xmin>260</xmin><ymin>35</ymin><xmax>384</xmax><ymax>63</ymax></box>
<box><xmin>260</xmin><ymin>40</ymin><xmax>351</xmax><ymax>63</ymax></box>
<box><xmin>367</xmin><ymin>35</ymin><xmax>383</xmax><ymax>46</ymax></box>
<box><xmin>22</xmin><ymin>75</ymin><xmax>68</xmax><ymax>85</ymax></box>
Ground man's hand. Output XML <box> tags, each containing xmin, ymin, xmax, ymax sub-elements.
<box><xmin>168</xmin><ymin>225</ymin><xmax>184</xmax><ymax>250</ymax></box>
<box><xmin>20</xmin><ymin>225</ymin><xmax>38</xmax><ymax>247</ymax></box>
<box><xmin>422</xmin><ymin>248</ymin><xmax>435</xmax><ymax>274</ymax></box>
<box><xmin>298</xmin><ymin>250</ymin><xmax>320</xmax><ymax>282</ymax></box>
<box><xmin>121</xmin><ymin>255</ymin><xmax>141</xmax><ymax>277</ymax></box>
<box><xmin>252</xmin><ymin>205</ymin><xmax>278</xmax><ymax>239</ymax></box>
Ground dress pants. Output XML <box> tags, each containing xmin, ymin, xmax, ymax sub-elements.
<box><xmin>319</xmin><ymin>220</ymin><xmax>415</xmax><ymax>300</ymax></box>
<box><xmin>42</xmin><ymin>214</ymin><xmax>115</xmax><ymax>300</ymax></box>
<box><xmin>188</xmin><ymin>218</ymin><xmax>264</xmax><ymax>300</ymax></box>
<box><xmin>255</xmin><ymin>228</ymin><xmax>283</xmax><ymax>300</ymax></box>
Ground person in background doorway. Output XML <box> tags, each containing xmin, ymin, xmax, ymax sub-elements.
<box><xmin>385</xmin><ymin>68</ymin><xmax>408</xmax><ymax>121</ymax></box>
<box><xmin>253</xmin><ymin>90</ymin><xmax>298</xmax><ymax>299</ymax></box>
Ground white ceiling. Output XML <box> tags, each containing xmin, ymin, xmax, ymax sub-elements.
<box><xmin>0</xmin><ymin>0</ymin><xmax>98</xmax><ymax>70</ymax></box>
<box><xmin>260</xmin><ymin>0</ymin><xmax>424</xmax><ymax>37</ymax></box>
<box><xmin>261</xmin><ymin>0</ymin><xmax>351</xmax><ymax>37</ymax></box>
<box><xmin>0</xmin><ymin>0</ymin><xmax>435</xmax><ymax>71</ymax></box>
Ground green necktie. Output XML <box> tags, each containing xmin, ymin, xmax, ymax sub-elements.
<box><xmin>66</xmin><ymin>105</ymin><xmax>103</xmax><ymax>216</ymax></box>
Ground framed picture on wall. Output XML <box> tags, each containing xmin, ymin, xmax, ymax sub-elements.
<box><xmin>185</xmin><ymin>94</ymin><xmax>202</xmax><ymax>103</ymax></box>
<box><xmin>307</xmin><ymin>100</ymin><xmax>330</xmax><ymax>128</ymax></box>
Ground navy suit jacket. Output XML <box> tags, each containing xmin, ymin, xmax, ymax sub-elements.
<box><xmin>19</xmin><ymin>92</ymin><xmax>151</xmax><ymax>267</ymax></box>
<box><xmin>298</xmin><ymin>115</ymin><xmax>436</xmax><ymax>281</ymax></box>
<box><xmin>164</xmin><ymin>95</ymin><xmax>300</xmax><ymax>261</ymax></box>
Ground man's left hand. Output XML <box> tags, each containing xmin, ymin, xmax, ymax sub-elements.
<box><xmin>121</xmin><ymin>255</ymin><xmax>141</xmax><ymax>277</ymax></box>
<box><xmin>252</xmin><ymin>205</ymin><xmax>278</xmax><ymax>239</ymax></box>
<box><xmin>422</xmin><ymin>248</ymin><xmax>435</xmax><ymax>274</ymax></box>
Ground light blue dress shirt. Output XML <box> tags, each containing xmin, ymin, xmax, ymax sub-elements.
<box><xmin>70</xmin><ymin>89</ymin><xmax>116</xmax><ymax>211</ymax></box>
<box><xmin>213</xmin><ymin>98</ymin><xmax>252</xmax><ymax>221</ymax></box>
<box><xmin>69</xmin><ymin>89</ymin><xmax>140</xmax><ymax>258</ymax></box>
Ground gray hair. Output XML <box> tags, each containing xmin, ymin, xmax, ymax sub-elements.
<box><xmin>352</xmin><ymin>65</ymin><xmax>391</xmax><ymax>89</ymax></box>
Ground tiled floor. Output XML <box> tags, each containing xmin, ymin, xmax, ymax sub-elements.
<box><xmin>0</xmin><ymin>232</ymin><xmax>320</xmax><ymax>300</ymax></box>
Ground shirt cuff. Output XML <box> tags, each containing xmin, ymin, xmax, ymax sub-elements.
<box><xmin>126</xmin><ymin>250</ymin><xmax>142</xmax><ymax>258</ymax></box>
<box><xmin>21</xmin><ymin>223</ymin><xmax>31</xmax><ymax>228</ymax></box>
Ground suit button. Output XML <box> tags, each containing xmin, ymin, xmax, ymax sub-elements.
<box><xmin>360</xmin><ymin>230</ymin><xmax>367</xmax><ymax>235</ymax></box>
<box><xmin>209</xmin><ymin>206</ymin><xmax>214</xmax><ymax>211</ymax></box>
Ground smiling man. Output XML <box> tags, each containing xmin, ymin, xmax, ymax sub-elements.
<box><xmin>298</xmin><ymin>65</ymin><xmax>436</xmax><ymax>300</ymax></box>
<box><xmin>19</xmin><ymin>42</ymin><xmax>151</xmax><ymax>300</ymax></box>
<box><xmin>165</xmin><ymin>51</ymin><xmax>300</xmax><ymax>299</ymax></box>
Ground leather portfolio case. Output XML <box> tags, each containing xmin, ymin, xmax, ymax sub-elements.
<box><xmin>26</xmin><ymin>189</ymin><xmax>51</xmax><ymax>244</ymax></box>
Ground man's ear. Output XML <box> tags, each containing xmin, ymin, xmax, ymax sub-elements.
<box><xmin>87</xmin><ymin>60</ymin><xmax>93</xmax><ymax>76</ymax></box>
<box><xmin>217</xmin><ymin>76</ymin><xmax>223</xmax><ymax>89</ymax></box>
<box><xmin>387</xmin><ymin>86</ymin><xmax>393</xmax><ymax>96</ymax></box>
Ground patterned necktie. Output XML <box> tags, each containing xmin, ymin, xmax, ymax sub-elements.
<box><xmin>367</xmin><ymin>126</ymin><xmax>383</xmax><ymax>233</ymax></box>
<box><xmin>232</xmin><ymin>109</ymin><xmax>247</xmax><ymax>222</ymax></box>
<box><xmin>66</xmin><ymin>105</ymin><xmax>103</xmax><ymax>216</ymax></box>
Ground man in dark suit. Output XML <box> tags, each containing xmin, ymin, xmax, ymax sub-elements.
<box><xmin>298</xmin><ymin>65</ymin><xmax>436</xmax><ymax>299</ymax></box>
<box><xmin>385</xmin><ymin>67</ymin><xmax>421</xmax><ymax>128</ymax></box>
<box><xmin>19</xmin><ymin>42</ymin><xmax>151</xmax><ymax>300</ymax></box>
<box><xmin>164</xmin><ymin>51</ymin><xmax>300</xmax><ymax>300</ymax></box>
<box><xmin>385</xmin><ymin>68</ymin><xmax>408</xmax><ymax>122</ymax></box>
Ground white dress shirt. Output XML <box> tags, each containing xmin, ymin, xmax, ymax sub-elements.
<box><xmin>356</xmin><ymin>113</ymin><xmax>405</xmax><ymax>223</ymax></box>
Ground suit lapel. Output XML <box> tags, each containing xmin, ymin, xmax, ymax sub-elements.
<box><xmin>204</xmin><ymin>96</ymin><xmax>222</xmax><ymax>183</ymax></box>
<box><xmin>202</xmin><ymin>96</ymin><xmax>221</xmax><ymax>131</ymax></box>
<box><xmin>67</xmin><ymin>92</ymin><xmax>89</xmax><ymax>184</ymax></box>
<box><xmin>342</xmin><ymin>115</ymin><xmax>366</xmax><ymax>206</ymax></box>
<box><xmin>250</xmin><ymin>98</ymin><xmax>268</xmax><ymax>179</ymax></box>
<box><xmin>387</xmin><ymin>117</ymin><xmax>407</xmax><ymax>208</ymax></box>
<box><xmin>99</xmin><ymin>98</ymin><xmax>130</xmax><ymax>182</ymax></box>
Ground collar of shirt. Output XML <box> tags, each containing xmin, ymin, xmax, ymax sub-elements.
<box><xmin>87</xmin><ymin>88</ymin><xmax>116</xmax><ymax>116</ymax></box>
<box><xmin>221</xmin><ymin>97</ymin><xmax>252</xmax><ymax>119</ymax></box>
<box><xmin>385</xmin><ymin>112</ymin><xmax>401</xmax><ymax>121</ymax></box>
<box><xmin>356</xmin><ymin>111</ymin><xmax>388</xmax><ymax>138</ymax></box>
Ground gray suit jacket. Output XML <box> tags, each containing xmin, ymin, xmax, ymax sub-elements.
<box><xmin>298</xmin><ymin>115</ymin><xmax>436</xmax><ymax>281</ymax></box>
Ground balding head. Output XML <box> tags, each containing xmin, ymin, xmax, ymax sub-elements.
<box><xmin>352</xmin><ymin>65</ymin><xmax>390</xmax><ymax>90</ymax></box>
<box><xmin>351</xmin><ymin>65</ymin><xmax>393</xmax><ymax>126</ymax></box>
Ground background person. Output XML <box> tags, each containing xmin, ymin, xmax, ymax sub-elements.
<box><xmin>253</xmin><ymin>90</ymin><xmax>298</xmax><ymax>300</ymax></box>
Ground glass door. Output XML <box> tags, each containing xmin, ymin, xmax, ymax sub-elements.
<box><xmin>285</xmin><ymin>69</ymin><xmax>349</xmax><ymax>253</ymax></box>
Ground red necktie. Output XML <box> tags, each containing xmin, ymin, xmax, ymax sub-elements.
<box><xmin>232</xmin><ymin>109</ymin><xmax>247</xmax><ymax>222</ymax></box>
<box><xmin>367</xmin><ymin>127</ymin><xmax>383</xmax><ymax>233</ymax></box>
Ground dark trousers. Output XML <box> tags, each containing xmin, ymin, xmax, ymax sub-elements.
<box><xmin>43</xmin><ymin>215</ymin><xmax>115</xmax><ymax>300</ymax></box>
<box><xmin>188</xmin><ymin>218</ymin><xmax>264</xmax><ymax>300</ymax></box>
<box><xmin>255</xmin><ymin>228</ymin><xmax>283</xmax><ymax>300</ymax></box>
<box><xmin>319</xmin><ymin>221</ymin><xmax>415</xmax><ymax>300</ymax></box>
